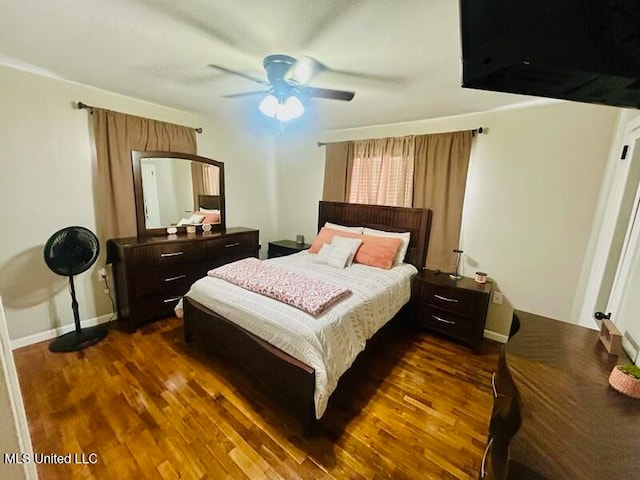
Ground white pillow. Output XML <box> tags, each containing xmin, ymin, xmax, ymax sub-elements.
<box><xmin>327</xmin><ymin>246</ymin><xmax>353</xmax><ymax>269</ymax></box>
<box><xmin>199</xmin><ymin>208</ymin><xmax>220</xmax><ymax>213</ymax></box>
<box><xmin>313</xmin><ymin>243</ymin><xmax>333</xmax><ymax>264</ymax></box>
<box><xmin>331</xmin><ymin>235</ymin><xmax>363</xmax><ymax>267</ymax></box>
<box><xmin>187</xmin><ymin>213</ymin><xmax>205</xmax><ymax>224</ymax></box>
<box><xmin>363</xmin><ymin>227</ymin><xmax>411</xmax><ymax>265</ymax></box>
<box><xmin>325</xmin><ymin>222</ymin><xmax>364</xmax><ymax>234</ymax></box>
<box><xmin>312</xmin><ymin>243</ymin><xmax>352</xmax><ymax>269</ymax></box>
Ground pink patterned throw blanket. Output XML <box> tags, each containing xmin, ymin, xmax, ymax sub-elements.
<box><xmin>208</xmin><ymin>258</ymin><xmax>351</xmax><ymax>315</ymax></box>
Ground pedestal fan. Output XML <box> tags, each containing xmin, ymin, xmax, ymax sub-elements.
<box><xmin>43</xmin><ymin>226</ymin><xmax>108</xmax><ymax>352</ymax></box>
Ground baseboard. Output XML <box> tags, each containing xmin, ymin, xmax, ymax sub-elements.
<box><xmin>484</xmin><ymin>329</ymin><xmax>509</xmax><ymax>344</ymax></box>
<box><xmin>11</xmin><ymin>313</ymin><xmax>115</xmax><ymax>350</ymax></box>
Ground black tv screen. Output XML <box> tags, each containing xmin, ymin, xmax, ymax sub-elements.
<box><xmin>460</xmin><ymin>0</ymin><xmax>640</xmax><ymax>109</ymax></box>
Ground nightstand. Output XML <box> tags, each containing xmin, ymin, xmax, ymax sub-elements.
<box><xmin>267</xmin><ymin>239</ymin><xmax>312</xmax><ymax>258</ymax></box>
<box><xmin>411</xmin><ymin>270</ymin><xmax>492</xmax><ymax>353</ymax></box>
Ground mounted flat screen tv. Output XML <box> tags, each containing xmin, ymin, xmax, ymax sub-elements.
<box><xmin>460</xmin><ymin>0</ymin><xmax>640</xmax><ymax>109</ymax></box>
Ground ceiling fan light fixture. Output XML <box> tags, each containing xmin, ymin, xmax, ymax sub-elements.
<box><xmin>258</xmin><ymin>94</ymin><xmax>279</xmax><ymax>117</ymax></box>
<box><xmin>260</xmin><ymin>93</ymin><xmax>304</xmax><ymax>121</ymax></box>
<box><xmin>281</xmin><ymin>95</ymin><xmax>305</xmax><ymax>120</ymax></box>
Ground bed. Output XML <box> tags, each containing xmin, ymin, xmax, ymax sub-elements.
<box><xmin>182</xmin><ymin>201</ymin><xmax>432</xmax><ymax>434</ymax></box>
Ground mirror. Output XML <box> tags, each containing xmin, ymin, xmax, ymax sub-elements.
<box><xmin>131</xmin><ymin>150</ymin><xmax>225</xmax><ymax>236</ymax></box>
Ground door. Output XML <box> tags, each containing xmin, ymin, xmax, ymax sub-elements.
<box><xmin>606</xmin><ymin>180</ymin><xmax>640</xmax><ymax>363</ymax></box>
<box><xmin>141</xmin><ymin>163</ymin><xmax>161</xmax><ymax>228</ymax></box>
<box><xmin>579</xmin><ymin>112</ymin><xmax>640</xmax><ymax>328</ymax></box>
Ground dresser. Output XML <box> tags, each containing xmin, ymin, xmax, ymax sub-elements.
<box><xmin>267</xmin><ymin>239</ymin><xmax>311</xmax><ymax>258</ymax></box>
<box><xmin>481</xmin><ymin>311</ymin><xmax>640</xmax><ymax>479</ymax></box>
<box><xmin>107</xmin><ymin>227</ymin><xmax>259</xmax><ymax>331</ymax></box>
<box><xmin>411</xmin><ymin>270</ymin><xmax>492</xmax><ymax>353</ymax></box>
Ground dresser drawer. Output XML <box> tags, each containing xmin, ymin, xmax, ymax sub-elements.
<box><xmin>478</xmin><ymin>433</ymin><xmax>511</xmax><ymax>480</ymax></box>
<box><xmin>492</xmin><ymin>352</ymin><xmax>517</xmax><ymax>418</ymax></box>
<box><xmin>127</xmin><ymin>241</ymin><xmax>204</xmax><ymax>270</ymax></box>
<box><xmin>132</xmin><ymin>264</ymin><xmax>200</xmax><ymax>297</ymax></box>
<box><xmin>415</xmin><ymin>304</ymin><xmax>471</xmax><ymax>339</ymax></box>
<box><xmin>413</xmin><ymin>281</ymin><xmax>477</xmax><ymax>316</ymax></box>
<box><xmin>205</xmin><ymin>232</ymin><xmax>258</xmax><ymax>259</ymax></box>
<box><xmin>134</xmin><ymin>293</ymin><xmax>184</xmax><ymax>324</ymax></box>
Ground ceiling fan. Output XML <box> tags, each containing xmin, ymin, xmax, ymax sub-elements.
<box><xmin>208</xmin><ymin>54</ymin><xmax>355</xmax><ymax>121</ymax></box>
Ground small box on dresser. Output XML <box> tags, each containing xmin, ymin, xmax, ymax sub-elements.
<box><xmin>411</xmin><ymin>270</ymin><xmax>492</xmax><ymax>353</ymax></box>
<box><xmin>107</xmin><ymin>227</ymin><xmax>259</xmax><ymax>332</ymax></box>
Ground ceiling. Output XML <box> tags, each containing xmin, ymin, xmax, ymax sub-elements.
<box><xmin>0</xmin><ymin>0</ymin><xmax>538</xmax><ymax>131</ymax></box>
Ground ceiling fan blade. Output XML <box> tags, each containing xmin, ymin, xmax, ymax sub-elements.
<box><xmin>207</xmin><ymin>64</ymin><xmax>268</xmax><ymax>86</ymax></box>
<box><xmin>222</xmin><ymin>90</ymin><xmax>267</xmax><ymax>98</ymax></box>
<box><xmin>304</xmin><ymin>87</ymin><xmax>355</xmax><ymax>101</ymax></box>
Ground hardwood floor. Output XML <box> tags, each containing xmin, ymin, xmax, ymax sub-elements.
<box><xmin>14</xmin><ymin>317</ymin><xmax>499</xmax><ymax>480</ymax></box>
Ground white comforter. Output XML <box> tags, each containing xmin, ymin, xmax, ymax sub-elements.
<box><xmin>176</xmin><ymin>251</ymin><xmax>417</xmax><ymax>418</ymax></box>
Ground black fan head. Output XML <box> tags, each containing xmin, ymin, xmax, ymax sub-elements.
<box><xmin>44</xmin><ymin>226</ymin><xmax>100</xmax><ymax>277</ymax></box>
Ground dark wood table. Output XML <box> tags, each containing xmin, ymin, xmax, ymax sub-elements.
<box><xmin>483</xmin><ymin>310</ymin><xmax>640</xmax><ymax>479</ymax></box>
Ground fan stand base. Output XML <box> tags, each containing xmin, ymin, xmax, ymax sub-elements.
<box><xmin>48</xmin><ymin>325</ymin><xmax>108</xmax><ymax>353</ymax></box>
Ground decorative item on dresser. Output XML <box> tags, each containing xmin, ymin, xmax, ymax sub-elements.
<box><xmin>107</xmin><ymin>228</ymin><xmax>259</xmax><ymax>331</ymax></box>
<box><xmin>411</xmin><ymin>270</ymin><xmax>492</xmax><ymax>353</ymax></box>
<box><xmin>481</xmin><ymin>311</ymin><xmax>640</xmax><ymax>480</ymax></box>
<box><xmin>267</xmin><ymin>239</ymin><xmax>312</xmax><ymax>258</ymax></box>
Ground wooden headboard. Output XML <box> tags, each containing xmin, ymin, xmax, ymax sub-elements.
<box><xmin>198</xmin><ymin>194</ymin><xmax>221</xmax><ymax>210</ymax></box>
<box><xmin>318</xmin><ymin>201</ymin><xmax>432</xmax><ymax>269</ymax></box>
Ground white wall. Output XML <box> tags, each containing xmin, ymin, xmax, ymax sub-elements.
<box><xmin>0</xmin><ymin>64</ymin><xmax>276</xmax><ymax>341</ymax></box>
<box><xmin>274</xmin><ymin>102</ymin><xmax>619</xmax><ymax>336</ymax></box>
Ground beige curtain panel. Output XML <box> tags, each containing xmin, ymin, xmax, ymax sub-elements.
<box><xmin>322</xmin><ymin>141</ymin><xmax>354</xmax><ymax>202</ymax></box>
<box><xmin>413</xmin><ymin>131</ymin><xmax>472</xmax><ymax>271</ymax></box>
<box><xmin>349</xmin><ymin>136</ymin><xmax>414</xmax><ymax>207</ymax></box>
<box><xmin>91</xmin><ymin>108</ymin><xmax>197</xmax><ymax>239</ymax></box>
<box><xmin>192</xmin><ymin>163</ymin><xmax>220</xmax><ymax>210</ymax></box>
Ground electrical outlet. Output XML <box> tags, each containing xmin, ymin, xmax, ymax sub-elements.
<box><xmin>493</xmin><ymin>291</ymin><xmax>504</xmax><ymax>305</ymax></box>
<box><xmin>98</xmin><ymin>267</ymin><xmax>107</xmax><ymax>280</ymax></box>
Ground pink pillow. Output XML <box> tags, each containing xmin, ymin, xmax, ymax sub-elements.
<box><xmin>354</xmin><ymin>235</ymin><xmax>402</xmax><ymax>270</ymax></box>
<box><xmin>198</xmin><ymin>210</ymin><xmax>220</xmax><ymax>224</ymax></box>
<box><xmin>309</xmin><ymin>227</ymin><xmax>363</xmax><ymax>253</ymax></box>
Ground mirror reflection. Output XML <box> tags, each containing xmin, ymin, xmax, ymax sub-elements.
<box><xmin>140</xmin><ymin>157</ymin><xmax>221</xmax><ymax>229</ymax></box>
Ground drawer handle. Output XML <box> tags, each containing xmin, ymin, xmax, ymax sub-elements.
<box><xmin>434</xmin><ymin>294</ymin><xmax>459</xmax><ymax>303</ymax></box>
<box><xmin>491</xmin><ymin>372</ymin><xmax>498</xmax><ymax>398</ymax></box>
<box><xmin>225</xmin><ymin>242</ymin><xmax>241</xmax><ymax>248</ymax></box>
<box><xmin>480</xmin><ymin>437</ymin><xmax>493</xmax><ymax>478</ymax></box>
<box><xmin>432</xmin><ymin>315</ymin><xmax>455</xmax><ymax>325</ymax></box>
<box><xmin>160</xmin><ymin>251</ymin><xmax>184</xmax><ymax>258</ymax></box>
<box><xmin>164</xmin><ymin>274</ymin><xmax>186</xmax><ymax>282</ymax></box>
<box><xmin>163</xmin><ymin>296</ymin><xmax>182</xmax><ymax>304</ymax></box>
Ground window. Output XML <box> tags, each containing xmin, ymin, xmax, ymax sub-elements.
<box><xmin>348</xmin><ymin>137</ymin><xmax>414</xmax><ymax>207</ymax></box>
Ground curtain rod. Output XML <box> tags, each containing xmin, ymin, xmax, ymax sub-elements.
<box><xmin>76</xmin><ymin>101</ymin><xmax>203</xmax><ymax>134</ymax></box>
<box><xmin>316</xmin><ymin>127</ymin><xmax>486</xmax><ymax>147</ymax></box>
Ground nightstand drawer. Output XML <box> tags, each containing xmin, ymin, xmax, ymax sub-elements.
<box><xmin>414</xmin><ymin>281</ymin><xmax>477</xmax><ymax>316</ymax></box>
<box><xmin>415</xmin><ymin>304</ymin><xmax>470</xmax><ymax>338</ymax></box>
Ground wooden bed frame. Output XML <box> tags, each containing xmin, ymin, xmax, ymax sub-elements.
<box><xmin>198</xmin><ymin>194</ymin><xmax>221</xmax><ymax>210</ymax></box>
<box><xmin>183</xmin><ymin>201</ymin><xmax>432</xmax><ymax>435</ymax></box>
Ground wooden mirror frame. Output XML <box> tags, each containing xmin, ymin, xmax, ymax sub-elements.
<box><xmin>131</xmin><ymin>150</ymin><xmax>226</xmax><ymax>236</ymax></box>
